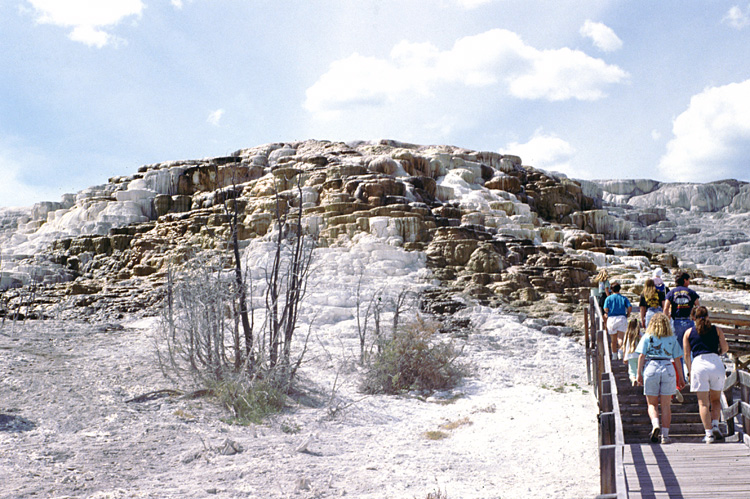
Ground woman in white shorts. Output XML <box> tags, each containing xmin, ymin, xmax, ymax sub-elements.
<box><xmin>683</xmin><ymin>306</ymin><xmax>729</xmax><ymax>444</ymax></box>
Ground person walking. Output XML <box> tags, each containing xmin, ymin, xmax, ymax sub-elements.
<box><xmin>683</xmin><ymin>306</ymin><xmax>729</xmax><ymax>443</ymax></box>
<box><xmin>640</xmin><ymin>278</ymin><xmax>665</xmax><ymax>330</ymax></box>
<box><xmin>591</xmin><ymin>269</ymin><xmax>611</xmax><ymax>310</ymax></box>
<box><xmin>653</xmin><ymin>268</ymin><xmax>668</xmax><ymax>295</ymax></box>
<box><xmin>664</xmin><ymin>272</ymin><xmax>700</xmax><ymax>345</ymax></box>
<box><xmin>636</xmin><ymin>313</ymin><xmax>685</xmax><ymax>444</ymax></box>
<box><xmin>622</xmin><ymin>318</ymin><xmax>642</xmax><ymax>386</ymax></box>
<box><xmin>603</xmin><ymin>282</ymin><xmax>631</xmax><ymax>360</ymax></box>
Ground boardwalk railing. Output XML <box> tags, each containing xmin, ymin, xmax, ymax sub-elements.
<box><xmin>722</xmin><ymin>368</ymin><xmax>750</xmax><ymax>446</ymax></box>
<box><xmin>586</xmin><ymin>295</ymin><xmax>627</xmax><ymax>499</ymax></box>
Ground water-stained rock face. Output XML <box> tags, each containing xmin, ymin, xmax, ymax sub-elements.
<box><xmin>6</xmin><ymin>138</ymin><xmax>690</xmax><ymax>320</ymax></box>
<box><xmin>594</xmin><ymin>178</ymin><xmax>750</xmax><ymax>284</ymax></box>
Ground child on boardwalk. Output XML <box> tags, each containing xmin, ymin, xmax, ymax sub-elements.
<box><xmin>636</xmin><ymin>313</ymin><xmax>684</xmax><ymax>444</ymax></box>
<box><xmin>623</xmin><ymin>318</ymin><xmax>641</xmax><ymax>386</ymax></box>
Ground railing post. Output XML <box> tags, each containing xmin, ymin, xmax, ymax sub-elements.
<box><xmin>600</xmin><ymin>376</ymin><xmax>612</xmax><ymax>414</ymax></box>
<box><xmin>595</xmin><ymin>329</ymin><xmax>605</xmax><ymax>400</ymax></box>
<box><xmin>585</xmin><ymin>305</ymin><xmax>592</xmax><ymax>385</ymax></box>
<box><xmin>599</xmin><ymin>444</ymin><xmax>616</xmax><ymax>495</ymax></box>
<box><xmin>599</xmin><ymin>411</ymin><xmax>615</xmax><ymax>446</ymax></box>
<box><xmin>742</xmin><ymin>380</ymin><xmax>750</xmax><ymax>439</ymax></box>
<box><xmin>726</xmin><ymin>376</ymin><xmax>735</xmax><ymax>436</ymax></box>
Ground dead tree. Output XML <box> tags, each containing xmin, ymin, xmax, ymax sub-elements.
<box><xmin>266</xmin><ymin>175</ymin><xmax>316</xmax><ymax>376</ymax></box>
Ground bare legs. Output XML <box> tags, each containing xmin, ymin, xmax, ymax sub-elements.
<box><xmin>610</xmin><ymin>331</ymin><xmax>624</xmax><ymax>356</ymax></box>
<box><xmin>646</xmin><ymin>395</ymin><xmax>672</xmax><ymax>430</ymax></box>
<box><xmin>696</xmin><ymin>390</ymin><xmax>722</xmax><ymax>429</ymax></box>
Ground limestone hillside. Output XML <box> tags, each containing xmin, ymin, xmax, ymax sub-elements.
<box><xmin>1</xmin><ymin>139</ymin><xmax>748</xmax><ymax>325</ymax></box>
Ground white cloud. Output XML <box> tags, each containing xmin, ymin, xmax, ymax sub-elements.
<box><xmin>723</xmin><ymin>5</ymin><xmax>750</xmax><ymax>29</ymax></box>
<box><xmin>501</xmin><ymin>130</ymin><xmax>577</xmax><ymax>176</ymax></box>
<box><xmin>658</xmin><ymin>80</ymin><xmax>750</xmax><ymax>182</ymax></box>
<box><xmin>651</xmin><ymin>129</ymin><xmax>662</xmax><ymax>141</ymax></box>
<box><xmin>25</xmin><ymin>0</ymin><xmax>143</xmax><ymax>47</ymax></box>
<box><xmin>207</xmin><ymin>109</ymin><xmax>225</xmax><ymax>126</ymax></box>
<box><xmin>451</xmin><ymin>0</ymin><xmax>495</xmax><ymax>9</ymax></box>
<box><xmin>305</xmin><ymin>29</ymin><xmax>628</xmax><ymax>115</ymax></box>
<box><xmin>507</xmin><ymin>47</ymin><xmax>627</xmax><ymax>101</ymax></box>
<box><xmin>171</xmin><ymin>0</ymin><xmax>184</xmax><ymax>9</ymax></box>
<box><xmin>579</xmin><ymin>20</ymin><xmax>623</xmax><ymax>52</ymax></box>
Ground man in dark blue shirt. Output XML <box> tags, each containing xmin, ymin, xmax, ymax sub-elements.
<box><xmin>664</xmin><ymin>272</ymin><xmax>700</xmax><ymax>345</ymax></box>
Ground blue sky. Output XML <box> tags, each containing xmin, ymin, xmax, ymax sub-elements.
<box><xmin>2</xmin><ymin>0</ymin><xmax>750</xmax><ymax>207</ymax></box>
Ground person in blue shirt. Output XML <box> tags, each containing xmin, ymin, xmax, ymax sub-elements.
<box><xmin>636</xmin><ymin>313</ymin><xmax>684</xmax><ymax>444</ymax></box>
<box><xmin>603</xmin><ymin>282</ymin><xmax>632</xmax><ymax>360</ymax></box>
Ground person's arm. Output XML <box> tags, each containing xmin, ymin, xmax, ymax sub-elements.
<box><xmin>717</xmin><ymin>326</ymin><xmax>729</xmax><ymax>355</ymax></box>
<box><xmin>627</xmin><ymin>305</ymin><xmax>632</xmax><ymax>318</ymax></box>
<box><xmin>674</xmin><ymin>355</ymin><xmax>685</xmax><ymax>386</ymax></box>
<box><xmin>636</xmin><ymin>354</ymin><xmax>646</xmax><ymax>386</ymax></box>
<box><xmin>640</xmin><ymin>306</ymin><xmax>646</xmax><ymax>327</ymax></box>
<box><xmin>663</xmin><ymin>300</ymin><xmax>671</xmax><ymax>316</ymax></box>
<box><xmin>683</xmin><ymin>330</ymin><xmax>693</xmax><ymax>377</ymax></box>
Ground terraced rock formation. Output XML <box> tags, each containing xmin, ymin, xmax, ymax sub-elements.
<box><xmin>1</xmin><ymin>139</ymin><xmax>648</xmax><ymax>325</ymax></box>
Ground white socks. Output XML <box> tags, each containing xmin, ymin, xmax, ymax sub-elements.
<box><xmin>651</xmin><ymin>418</ymin><xmax>660</xmax><ymax>429</ymax></box>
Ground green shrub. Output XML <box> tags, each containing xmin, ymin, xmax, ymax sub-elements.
<box><xmin>362</xmin><ymin>321</ymin><xmax>468</xmax><ymax>395</ymax></box>
<box><xmin>210</xmin><ymin>376</ymin><xmax>287</xmax><ymax>425</ymax></box>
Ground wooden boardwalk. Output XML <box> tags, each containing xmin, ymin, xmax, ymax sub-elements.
<box><xmin>624</xmin><ymin>442</ymin><xmax>750</xmax><ymax>498</ymax></box>
<box><xmin>587</xmin><ymin>301</ymin><xmax>750</xmax><ymax>498</ymax></box>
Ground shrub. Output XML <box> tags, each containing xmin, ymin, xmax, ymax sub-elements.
<box><xmin>209</xmin><ymin>375</ymin><xmax>287</xmax><ymax>425</ymax></box>
<box><xmin>361</xmin><ymin>320</ymin><xmax>468</xmax><ymax>395</ymax></box>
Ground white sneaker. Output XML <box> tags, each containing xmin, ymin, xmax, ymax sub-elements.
<box><xmin>703</xmin><ymin>434</ymin><xmax>716</xmax><ymax>444</ymax></box>
<box><xmin>712</xmin><ymin>426</ymin><xmax>724</xmax><ymax>440</ymax></box>
<box><xmin>674</xmin><ymin>390</ymin><xmax>684</xmax><ymax>403</ymax></box>
<box><xmin>661</xmin><ymin>435</ymin><xmax>672</xmax><ymax>444</ymax></box>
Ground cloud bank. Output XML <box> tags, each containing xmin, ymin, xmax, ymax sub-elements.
<box><xmin>304</xmin><ymin>29</ymin><xmax>628</xmax><ymax>116</ymax></box>
<box><xmin>658</xmin><ymin>80</ymin><xmax>750</xmax><ymax>182</ymax></box>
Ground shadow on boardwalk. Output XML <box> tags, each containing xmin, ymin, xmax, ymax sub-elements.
<box><xmin>624</xmin><ymin>442</ymin><xmax>750</xmax><ymax>498</ymax></box>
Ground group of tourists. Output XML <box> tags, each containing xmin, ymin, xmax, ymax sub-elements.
<box><xmin>593</xmin><ymin>270</ymin><xmax>729</xmax><ymax>444</ymax></box>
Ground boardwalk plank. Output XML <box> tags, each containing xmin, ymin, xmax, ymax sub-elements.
<box><xmin>624</xmin><ymin>442</ymin><xmax>750</xmax><ymax>498</ymax></box>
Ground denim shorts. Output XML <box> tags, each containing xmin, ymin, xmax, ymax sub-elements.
<box><xmin>644</xmin><ymin>308</ymin><xmax>661</xmax><ymax>329</ymax></box>
<box><xmin>643</xmin><ymin>359</ymin><xmax>676</xmax><ymax>396</ymax></box>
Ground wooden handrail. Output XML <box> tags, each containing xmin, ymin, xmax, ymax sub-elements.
<box><xmin>721</xmin><ymin>368</ymin><xmax>750</xmax><ymax>447</ymax></box>
<box><xmin>589</xmin><ymin>295</ymin><xmax>627</xmax><ymax>499</ymax></box>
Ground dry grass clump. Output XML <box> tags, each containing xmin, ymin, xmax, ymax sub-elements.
<box><xmin>439</xmin><ymin>416</ymin><xmax>473</xmax><ymax>430</ymax></box>
<box><xmin>361</xmin><ymin>320</ymin><xmax>469</xmax><ymax>395</ymax></box>
<box><xmin>420</xmin><ymin>488</ymin><xmax>449</xmax><ymax>499</ymax></box>
<box><xmin>423</xmin><ymin>430</ymin><xmax>450</xmax><ymax>440</ymax></box>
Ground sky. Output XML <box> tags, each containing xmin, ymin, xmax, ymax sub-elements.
<box><xmin>2</xmin><ymin>0</ymin><xmax>750</xmax><ymax>207</ymax></box>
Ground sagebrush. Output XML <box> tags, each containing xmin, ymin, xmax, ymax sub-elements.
<box><xmin>362</xmin><ymin>318</ymin><xmax>468</xmax><ymax>395</ymax></box>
